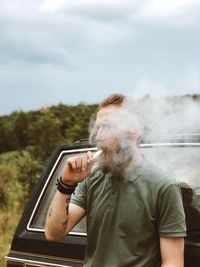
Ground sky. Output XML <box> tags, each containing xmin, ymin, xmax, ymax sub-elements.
<box><xmin>0</xmin><ymin>0</ymin><xmax>200</xmax><ymax>115</ymax></box>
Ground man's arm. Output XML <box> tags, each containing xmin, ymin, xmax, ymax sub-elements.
<box><xmin>160</xmin><ymin>237</ymin><xmax>185</xmax><ymax>267</ymax></box>
<box><xmin>45</xmin><ymin>151</ymin><xmax>94</xmax><ymax>241</ymax></box>
<box><xmin>45</xmin><ymin>191</ymin><xmax>86</xmax><ymax>241</ymax></box>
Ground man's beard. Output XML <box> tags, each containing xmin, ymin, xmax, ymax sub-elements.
<box><xmin>98</xmin><ymin>142</ymin><xmax>134</xmax><ymax>176</ymax></box>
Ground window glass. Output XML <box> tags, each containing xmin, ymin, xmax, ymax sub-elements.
<box><xmin>30</xmin><ymin>144</ymin><xmax>200</xmax><ymax>233</ymax></box>
<box><xmin>29</xmin><ymin>149</ymin><xmax>97</xmax><ymax>234</ymax></box>
<box><xmin>140</xmin><ymin>145</ymin><xmax>199</xmax><ymax>186</ymax></box>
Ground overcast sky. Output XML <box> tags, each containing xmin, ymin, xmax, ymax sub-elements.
<box><xmin>0</xmin><ymin>0</ymin><xmax>200</xmax><ymax>115</ymax></box>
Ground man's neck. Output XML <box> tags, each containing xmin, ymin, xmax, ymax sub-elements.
<box><xmin>126</xmin><ymin>149</ymin><xmax>142</xmax><ymax>173</ymax></box>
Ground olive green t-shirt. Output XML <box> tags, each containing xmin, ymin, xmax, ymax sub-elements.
<box><xmin>71</xmin><ymin>158</ymin><xmax>186</xmax><ymax>267</ymax></box>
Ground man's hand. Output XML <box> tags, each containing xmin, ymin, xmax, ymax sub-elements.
<box><xmin>62</xmin><ymin>151</ymin><xmax>95</xmax><ymax>185</ymax></box>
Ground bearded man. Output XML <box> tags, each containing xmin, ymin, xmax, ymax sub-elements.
<box><xmin>45</xmin><ymin>93</ymin><xmax>186</xmax><ymax>267</ymax></box>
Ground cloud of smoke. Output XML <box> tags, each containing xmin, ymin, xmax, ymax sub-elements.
<box><xmin>89</xmin><ymin>94</ymin><xmax>200</xmax><ymax>142</ymax></box>
<box><xmin>139</xmin><ymin>95</ymin><xmax>200</xmax><ymax>136</ymax></box>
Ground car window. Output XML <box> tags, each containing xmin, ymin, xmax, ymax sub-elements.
<box><xmin>29</xmin><ymin>144</ymin><xmax>200</xmax><ymax>234</ymax></box>
<box><xmin>28</xmin><ymin>148</ymin><xmax>97</xmax><ymax>235</ymax></box>
<box><xmin>140</xmin><ymin>145</ymin><xmax>199</xmax><ymax>186</ymax></box>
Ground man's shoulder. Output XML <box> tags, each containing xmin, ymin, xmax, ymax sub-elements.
<box><xmin>142</xmin><ymin>158</ymin><xmax>178</xmax><ymax>189</ymax></box>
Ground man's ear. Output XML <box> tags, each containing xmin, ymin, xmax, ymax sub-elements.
<box><xmin>126</xmin><ymin>130</ymin><xmax>142</xmax><ymax>143</ymax></box>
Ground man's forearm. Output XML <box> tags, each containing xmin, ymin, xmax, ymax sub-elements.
<box><xmin>161</xmin><ymin>263</ymin><xmax>183</xmax><ymax>267</ymax></box>
<box><xmin>45</xmin><ymin>151</ymin><xmax>93</xmax><ymax>241</ymax></box>
<box><xmin>45</xmin><ymin>190</ymin><xmax>71</xmax><ymax>241</ymax></box>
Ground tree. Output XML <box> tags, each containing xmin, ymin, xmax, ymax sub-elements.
<box><xmin>28</xmin><ymin>108</ymin><xmax>64</xmax><ymax>160</ymax></box>
<box><xmin>14</xmin><ymin>111</ymin><xmax>30</xmax><ymax>149</ymax></box>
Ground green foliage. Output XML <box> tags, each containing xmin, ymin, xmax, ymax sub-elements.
<box><xmin>0</xmin><ymin>150</ymin><xmax>44</xmax><ymax>266</ymax></box>
<box><xmin>28</xmin><ymin>108</ymin><xmax>64</xmax><ymax>160</ymax></box>
<box><xmin>49</xmin><ymin>103</ymin><xmax>97</xmax><ymax>144</ymax></box>
<box><xmin>0</xmin><ymin>156</ymin><xmax>25</xmax><ymax>266</ymax></box>
<box><xmin>0</xmin><ymin>150</ymin><xmax>43</xmax><ymax>202</ymax></box>
<box><xmin>0</xmin><ymin>103</ymin><xmax>97</xmax><ymax>157</ymax></box>
<box><xmin>0</xmin><ymin>162</ymin><xmax>22</xmax><ymax>210</ymax></box>
<box><xmin>14</xmin><ymin>111</ymin><xmax>30</xmax><ymax>149</ymax></box>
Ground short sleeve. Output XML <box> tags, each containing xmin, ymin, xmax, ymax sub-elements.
<box><xmin>70</xmin><ymin>179</ymin><xmax>87</xmax><ymax>211</ymax></box>
<box><xmin>157</xmin><ymin>183</ymin><xmax>187</xmax><ymax>237</ymax></box>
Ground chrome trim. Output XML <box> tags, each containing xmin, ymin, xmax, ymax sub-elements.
<box><xmin>140</xmin><ymin>143</ymin><xmax>200</xmax><ymax>147</ymax></box>
<box><xmin>6</xmin><ymin>256</ymin><xmax>74</xmax><ymax>267</ymax></box>
<box><xmin>7</xmin><ymin>250</ymin><xmax>84</xmax><ymax>263</ymax></box>
<box><xmin>185</xmin><ymin>241</ymin><xmax>200</xmax><ymax>248</ymax></box>
<box><xmin>27</xmin><ymin>147</ymin><xmax>97</xmax><ymax>234</ymax></box>
<box><xmin>6</xmin><ymin>250</ymin><xmax>84</xmax><ymax>266</ymax></box>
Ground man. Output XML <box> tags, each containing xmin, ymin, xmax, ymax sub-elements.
<box><xmin>45</xmin><ymin>93</ymin><xmax>186</xmax><ymax>267</ymax></box>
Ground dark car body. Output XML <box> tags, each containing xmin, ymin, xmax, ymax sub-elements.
<box><xmin>6</xmin><ymin>134</ymin><xmax>200</xmax><ymax>267</ymax></box>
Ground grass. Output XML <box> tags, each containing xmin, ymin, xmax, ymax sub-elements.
<box><xmin>0</xmin><ymin>206</ymin><xmax>23</xmax><ymax>267</ymax></box>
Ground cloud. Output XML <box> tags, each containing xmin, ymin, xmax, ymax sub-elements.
<box><xmin>128</xmin><ymin>70</ymin><xmax>200</xmax><ymax>99</ymax></box>
<box><xmin>39</xmin><ymin>0</ymin><xmax>139</xmax><ymax>13</ymax></box>
<box><xmin>39</xmin><ymin>0</ymin><xmax>200</xmax><ymax>24</ymax></box>
<box><xmin>139</xmin><ymin>0</ymin><xmax>200</xmax><ymax>17</ymax></box>
<box><xmin>0</xmin><ymin>0</ymin><xmax>199</xmax><ymax>115</ymax></box>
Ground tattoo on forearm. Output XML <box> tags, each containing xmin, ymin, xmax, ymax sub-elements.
<box><xmin>66</xmin><ymin>197</ymin><xmax>70</xmax><ymax>203</ymax></box>
<box><xmin>62</xmin><ymin>219</ymin><xmax>68</xmax><ymax>228</ymax></box>
<box><xmin>62</xmin><ymin>198</ymin><xmax>70</xmax><ymax>228</ymax></box>
<box><xmin>66</xmin><ymin>197</ymin><xmax>70</xmax><ymax>215</ymax></box>
<box><xmin>66</xmin><ymin>206</ymin><xmax>69</xmax><ymax>215</ymax></box>
<box><xmin>48</xmin><ymin>207</ymin><xmax>53</xmax><ymax>218</ymax></box>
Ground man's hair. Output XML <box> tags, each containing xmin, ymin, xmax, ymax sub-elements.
<box><xmin>98</xmin><ymin>93</ymin><xmax>126</xmax><ymax>110</ymax></box>
<box><xmin>97</xmin><ymin>93</ymin><xmax>143</xmax><ymax>142</ymax></box>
